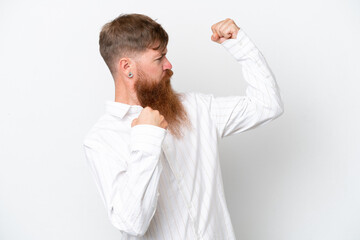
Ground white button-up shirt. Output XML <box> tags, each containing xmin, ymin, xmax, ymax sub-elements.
<box><xmin>83</xmin><ymin>28</ymin><xmax>284</xmax><ymax>240</ymax></box>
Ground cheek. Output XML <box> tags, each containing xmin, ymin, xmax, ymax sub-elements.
<box><xmin>140</xmin><ymin>63</ymin><xmax>163</xmax><ymax>80</ymax></box>
<box><xmin>153</xmin><ymin>67</ymin><xmax>164</xmax><ymax>79</ymax></box>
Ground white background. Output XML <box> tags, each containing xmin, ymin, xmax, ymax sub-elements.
<box><xmin>0</xmin><ymin>0</ymin><xmax>359</xmax><ymax>239</ymax></box>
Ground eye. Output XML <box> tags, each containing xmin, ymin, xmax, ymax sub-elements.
<box><xmin>156</xmin><ymin>56</ymin><xmax>163</xmax><ymax>61</ymax></box>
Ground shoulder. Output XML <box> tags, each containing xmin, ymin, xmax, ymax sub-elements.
<box><xmin>83</xmin><ymin>115</ymin><xmax>107</xmax><ymax>148</ymax></box>
<box><xmin>83</xmin><ymin>114</ymin><xmax>129</xmax><ymax>149</ymax></box>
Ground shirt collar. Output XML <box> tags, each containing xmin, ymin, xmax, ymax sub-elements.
<box><xmin>105</xmin><ymin>101</ymin><xmax>143</xmax><ymax>119</ymax></box>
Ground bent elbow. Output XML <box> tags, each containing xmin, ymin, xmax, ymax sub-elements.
<box><xmin>269</xmin><ymin>97</ymin><xmax>284</xmax><ymax>119</ymax></box>
<box><xmin>108</xmin><ymin>208</ymin><xmax>153</xmax><ymax>237</ymax></box>
<box><xmin>274</xmin><ymin>104</ymin><xmax>284</xmax><ymax>118</ymax></box>
<box><xmin>126</xmin><ymin>221</ymin><xmax>149</xmax><ymax>238</ymax></box>
<box><xmin>262</xmin><ymin>102</ymin><xmax>284</xmax><ymax>122</ymax></box>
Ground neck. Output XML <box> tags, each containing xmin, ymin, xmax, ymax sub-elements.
<box><xmin>114</xmin><ymin>79</ymin><xmax>141</xmax><ymax>106</ymax></box>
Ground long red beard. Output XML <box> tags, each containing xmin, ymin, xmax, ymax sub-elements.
<box><xmin>134</xmin><ymin>69</ymin><xmax>189</xmax><ymax>138</ymax></box>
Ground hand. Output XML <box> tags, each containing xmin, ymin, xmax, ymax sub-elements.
<box><xmin>211</xmin><ymin>18</ymin><xmax>240</xmax><ymax>44</ymax></box>
<box><xmin>131</xmin><ymin>106</ymin><xmax>168</xmax><ymax>129</ymax></box>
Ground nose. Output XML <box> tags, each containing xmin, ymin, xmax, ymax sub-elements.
<box><xmin>163</xmin><ymin>57</ymin><xmax>172</xmax><ymax>70</ymax></box>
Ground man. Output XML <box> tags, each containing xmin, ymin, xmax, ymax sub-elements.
<box><xmin>83</xmin><ymin>13</ymin><xmax>283</xmax><ymax>239</ymax></box>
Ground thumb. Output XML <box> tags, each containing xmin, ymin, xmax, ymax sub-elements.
<box><xmin>131</xmin><ymin>118</ymin><xmax>138</xmax><ymax>127</ymax></box>
<box><xmin>232</xmin><ymin>29</ymin><xmax>239</xmax><ymax>39</ymax></box>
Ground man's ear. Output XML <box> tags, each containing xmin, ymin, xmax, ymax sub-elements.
<box><xmin>118</xmin><ymin>57</ymin><xmax>135</xmax><ymax>79</ymax></box>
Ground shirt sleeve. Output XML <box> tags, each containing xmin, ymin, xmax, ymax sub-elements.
<box><xmin>83</xmin><ymin>124</ymin><xmax>166</xmax><ymax>237</ymax></box>
<box><xmin>200</xmin><ymin>28</ymin><xmax>284</xmax><ymax>138</ymax></box>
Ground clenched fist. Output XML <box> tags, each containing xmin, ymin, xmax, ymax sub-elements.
<box><xmin>131</xmin><ymin>106</ymin><xmax>168</xmax><ymax>129</ymax></box>
<box><xmin>211</xmin><ymin>18</ymin><xmax>240</xmax><ymax>44</ymax></box>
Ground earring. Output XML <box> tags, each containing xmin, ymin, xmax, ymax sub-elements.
<box><xmin>128</xmin><ymin>72</ymin><xmax>133</xmax><ymax>78</ymax></box>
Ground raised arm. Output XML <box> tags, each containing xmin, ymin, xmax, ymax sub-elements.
<box><xmin>202</xmin><ymin>18</ymin><xmax>284</xmax><ymax>138</ymax></box>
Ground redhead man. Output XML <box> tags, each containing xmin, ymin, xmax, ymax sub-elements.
<box><xmin>83</xmin><ymin>13</ymin><xmax>283</xmax><ymax>239</ymax></box>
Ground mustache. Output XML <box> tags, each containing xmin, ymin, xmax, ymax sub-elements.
<box><xmin>163</xmin><ymin>69</ymin><xmax>173</xmax><ymax>82</ymax></box>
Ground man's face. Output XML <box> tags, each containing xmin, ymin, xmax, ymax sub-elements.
<box><xmin>134</xmin><ymin>47</ymin><xmax>172</xmax><ymax>85</ymax></box>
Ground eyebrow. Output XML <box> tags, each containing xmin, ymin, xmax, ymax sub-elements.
<box><xmin>156</xmin><ymin>50</ymin><xmax>168</xmax><ymax>58</ymax></box>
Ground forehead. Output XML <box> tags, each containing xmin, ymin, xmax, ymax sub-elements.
<box><xmin>142</xmin><ymin>47</ymin><xmax>167</xmax><ymax>58</ymax></box>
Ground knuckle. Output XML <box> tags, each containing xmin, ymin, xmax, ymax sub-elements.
<box><xmin>211</xmin><ymin>25</ymin><xmax>218</xmax><ymax>32</ymax></box>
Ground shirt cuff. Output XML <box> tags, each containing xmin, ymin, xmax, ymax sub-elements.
<box><xmin>130</xmin><ymin>124</ymin><xmax>167</xmax><ymax>153</ymax></box>
<box><xmin>221</xmin><ymin>28</ymin><xmax>258</xmax><ymax>61</ymax></box>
